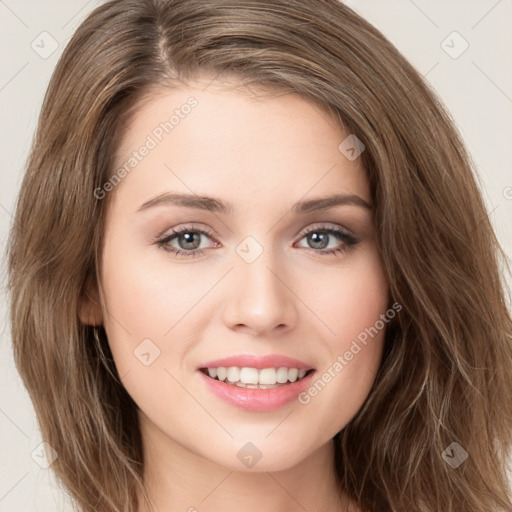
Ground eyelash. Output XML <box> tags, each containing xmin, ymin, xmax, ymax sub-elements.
<box><xmin>155</xmin><ymin>224</ymin><xmax>359</xmax><ymax>259</ymax></box>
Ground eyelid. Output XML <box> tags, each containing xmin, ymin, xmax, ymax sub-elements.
<box><xmin>155</xmin><ymin>221</ymin><xmax>359</xmax><ymax>257</ymax></box>
<box><xmin>297</xmin><ymin>221</ymin><xmax>354</xmax><ymax>236</ymax></box>
<box><xmin>156</xmin><ymin>221</ymin><xmax>353</xmax><ymax>243</ymax></box>
<box><xmin>155</xmin><ymin>223</ymin><xmax>217</xmax><ymax>242</ymax></box>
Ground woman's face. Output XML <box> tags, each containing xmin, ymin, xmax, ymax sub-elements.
<box><xmin>90</xmin><ymin>80</ymin><xmax>389</xmax><ymax>472</ymax></box>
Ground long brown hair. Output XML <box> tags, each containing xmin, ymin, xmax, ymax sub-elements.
<box><xmin>7</xmin><ymin>1</ymin><xmax>512</xmax><ymax>511</ymax></box>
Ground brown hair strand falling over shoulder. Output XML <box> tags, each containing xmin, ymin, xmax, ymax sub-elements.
<box><xmin>7</xmin><ymin>0</ymin><xmax>512</xmax><ymax>511</ymax></box>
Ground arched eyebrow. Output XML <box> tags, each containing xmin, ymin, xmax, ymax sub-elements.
<box><xmin>137</xmin><ymin>192</ymin><xmax>373</xmax><ymax>214</ymax></box>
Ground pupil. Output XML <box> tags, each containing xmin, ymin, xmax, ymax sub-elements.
<box><xmin>177</xmin><ymin>231</ymin><xmax>329</xmax><ymax>251</ymax></box>
<box><xmin>180</xmin><ymin>232</ymin><xmax>200</xmax><ymax>249</ymax></box>
<box><xmin>309</xmin><ymin>232</ymin><xmax>327</xmax><ymax>249</ymax></box>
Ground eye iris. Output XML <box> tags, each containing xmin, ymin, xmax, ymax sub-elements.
<box><xmin>308</xmin><ymin>232</ymin><xmax>328</xmax><ymax>249</ymax></box>
<box><xmin>179</xmin><ymin>232</ymin><xmax>201</xmax><ymax>250</ymax></box>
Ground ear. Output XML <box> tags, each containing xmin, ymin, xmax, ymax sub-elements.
<box><xmin>78</xmin><ymin>275</ymin><xmax>104</xmax><ymax>326</ymax></box>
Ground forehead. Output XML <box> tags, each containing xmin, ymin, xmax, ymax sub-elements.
<box><xmin>108</xmin><ymin>81</ymin><xmax>371</xmax><ymax>214</ymax></box>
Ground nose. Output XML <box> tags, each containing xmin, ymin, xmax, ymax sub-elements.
<box><xmin>222</xmin><ymin>248</ymin><xmax>299</xmax><ymax>337</ymax></box>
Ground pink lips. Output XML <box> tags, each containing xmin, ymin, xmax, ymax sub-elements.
<box><xmin>197</xmin><ymin>354</ymin><xmax>315</xmax><ymax>412</ymax></box>
<box><xmin>198</xmin><ymin>354</ymin><xmax>313</xmax><ymax>371</ymax></box>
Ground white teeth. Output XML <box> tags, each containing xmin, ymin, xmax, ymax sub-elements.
<box><xmin>204</xmin><ymin>366</ymin><xmax>310</xmax><ymax>386</ymax></box>
<box><xmin>259</xmin><ymin>368</ymin><xmax>277</xmax><ymax>385</ymax></box>
<box><xmin>240</xmin><ymin>367</ymin><xmax>259</xmax><ymax>384</ymax></box>
<box><xmin>227</xmin><ymin>367</ymin><xmax>240</xmax><ymax>383</ymax></box>
<box><xmin>276</xmin><ymin>367</ymin><xmax>289</xmax><ymax>383</ymax></box>
<box><xmin>234</xmin><ymin>381</ymin><xmax>281</xmax><ymax>389</ymax></box>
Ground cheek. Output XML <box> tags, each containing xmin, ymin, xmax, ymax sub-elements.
<box><xmin>101</xmin><ymin>224</ymin><xmax>389</xmax><ymax>419</ymax></box>
<box><xmin>332</xmin><ymin>246</ymin><xmax>389</xmax><ymax>370</ymax></box>
<box><xmin>98</xmin><ymin>231</ymin><xmax>200</xmax><ymax>372</ymax></box>
<box><xmin>304</xmin><ymin>243</ymin><xmax>389</xmax><ymax>346</ymax></box>
<box><xmin>101</xmin><ymin>217</ymin><xmax>225</xmax><ymax>326</ymax></box>
<box><xmin>298</xmin><ymin>245</ymin><xmax>389</xmax><ymax>427</ymax></box>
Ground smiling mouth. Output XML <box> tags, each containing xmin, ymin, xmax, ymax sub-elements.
<box><xmin>199</xmin><ymin>366</ymin><xmax>315</xmax><ymax>389</ymax></box>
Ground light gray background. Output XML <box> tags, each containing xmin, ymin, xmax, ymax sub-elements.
<box><xmin>1</xmin><ymin>1</ymin><xmax>511</xmax><ymax>510</ymax></box>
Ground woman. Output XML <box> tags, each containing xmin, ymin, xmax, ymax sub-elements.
<box><xmin>7</xmin><ymin>0</ymin><xmax>512</xmax><ymax>511</ymax></box>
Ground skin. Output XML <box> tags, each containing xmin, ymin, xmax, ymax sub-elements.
<box><xmin>80</xmin><ymin>78</ymin><xmax>389</xmax><ymax>512</ymax></box>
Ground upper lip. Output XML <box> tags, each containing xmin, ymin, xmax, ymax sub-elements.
<box><xmin>198</xmin><ymin>354</ymin><xmax>314</xmax><ymax>371</ymax></box>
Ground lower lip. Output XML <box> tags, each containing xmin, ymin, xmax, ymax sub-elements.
<box><xmin>197</xmin><ymin>370</ymin><xmax>315</xmax><ymax>412</ymax></box>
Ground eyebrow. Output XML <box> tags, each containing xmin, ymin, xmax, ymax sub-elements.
<box><xmin>137</xmin><ymin>192</ymin><xmax>373</xmax><ymax>214</ymax></box>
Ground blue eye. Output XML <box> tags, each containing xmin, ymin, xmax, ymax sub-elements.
<box><xmin>156</xmin><ymin>224</ymin><xmax>359</xmax><ymax>259</ymax></box>
<box><xmin>156</xmin><ymin>225</ymin><xmax>218</xmax><ymax>259</ymax></box>
<box><xmin>296</xmin><ymin>226</ymin><xmax>359</xmax><ymax>256</ymax></box>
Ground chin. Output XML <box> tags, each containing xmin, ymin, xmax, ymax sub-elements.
<box><xmin>204</xmin><ymin>438</ymin><xmax>318</xmax><ymax>473</ymax></box>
